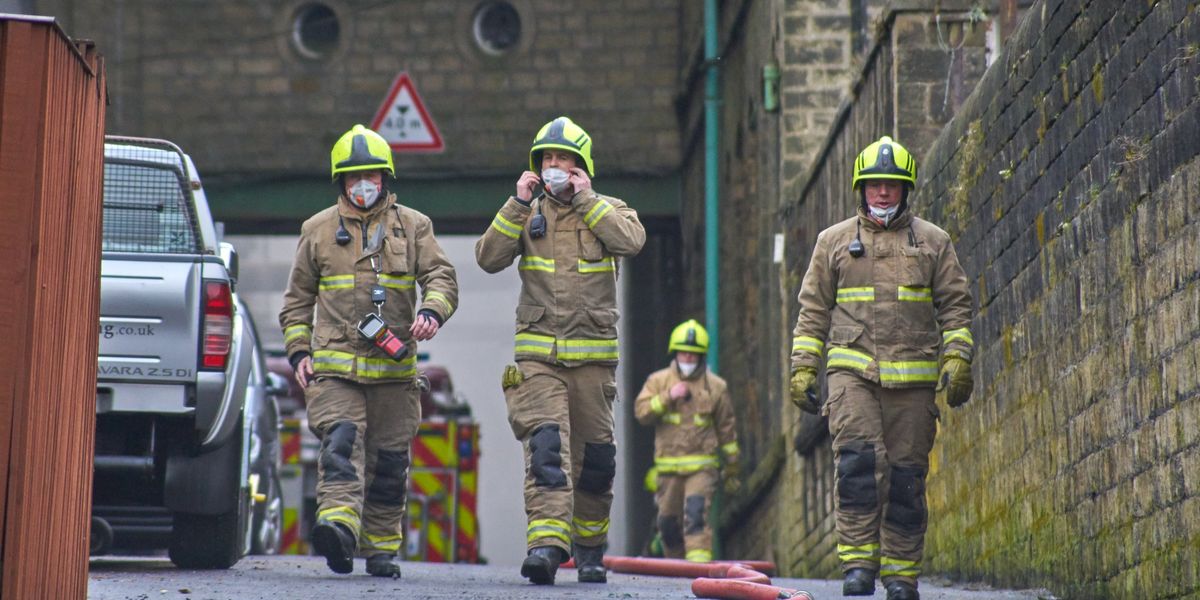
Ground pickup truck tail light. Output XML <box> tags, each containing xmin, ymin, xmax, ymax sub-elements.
<box><xmin>201</xmin><ymin>280</ymin><xmax>233</xmax><ymax>370</ymax></box>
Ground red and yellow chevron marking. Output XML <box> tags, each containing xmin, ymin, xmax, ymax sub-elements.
<box><xmin>456</xmin><ymin>467</ymin><xmax>478</xmax><ymax>562</ymax></box>
<box><xmin>281</xmin><ymin>418</ymin><xmax>302</xmax><ymax>465</ymax></box>
<box><xmin>413</xmin><ymin>421</ymin><xmax>455</xmax><ymax>467</ymax></box>
<box><xmin>406</xmin><ymin>420</ymin><xmax>482</xmax><ymax>563</ymax></box>
<box><xmin>408</xmin><ymin>468</ymin><xmax>453</xmax><ymax>562</ymax></box>
<box><xmin>281</xmin><ymin>506</ymin><xmax>302</xmax><ymax>554</ymax></box>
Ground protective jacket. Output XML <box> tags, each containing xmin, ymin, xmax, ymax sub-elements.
<box><xmin>280</xmin><ymin>193</ymin><xmax>458</xmax><ymax>383</ymax></box>
<box><xmin>634</xmin><ymin>365</ymin><xmax>738</xmax><ymax>474</ymax></box>
<box><xmin>791</xmin><ymin>209</ymin><xmax>973</xmax><ymax>387</ymax></box>
<box><xmin>475</xmin><ymin>190</ymin><xmax>645</xmax><ymax>366</ymax></box>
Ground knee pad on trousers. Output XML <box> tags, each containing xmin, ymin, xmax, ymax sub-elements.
<box><xmin>684</xmin><ymin>495</ymin><xmax>707</xmax><ymax>535</ymax></box>
<box><xmin>529</xmin><ymin>424</ymin><xmax>568</xmax><ymax>488</ymax></box>
<box><xmin>836</xmin><ymin>441</ymin><xmax>877</xmax><ymax>510</ymax></box>
<box><xmin>658</xmin><ymin>515</ymin><xmax>684</xmax><ymax>548</ymax></box>
<box><xmin>577</xmin><ymin>442</ymin><xmax>616</xmax><ymax>494</ymax></box>
<box><xmin>320</xmin><ymin>421</ymin><xmax>359</xmax><ymax>483</ymax></box>
<box><xmin>885</xmin><ymin>465</ymin><xmax>928</xmax><ymax>532</ymax></box>
<box><xmin>366</xmin><ymin>449</ymin><xmax>410</xmax><ymax>507</ymax></box>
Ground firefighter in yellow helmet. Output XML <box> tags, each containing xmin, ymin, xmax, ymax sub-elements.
<box><xmin>476</xmin><ymin>116</ymin><xmax>645</xmax><ymax>584</ymax></box>
<box><xmin>279</xmin><ymin>124</ymin><xmax>459</xmax><ymax>578</ymax></box>
<box><xmin>634</xmin><ymin>320</ymin><xmax>738</xmax><ymax>563</ymax></box>
<box><xmin>788</xmin><ymin>136</ymin><xmax>973</xmax><ymax>600</ymax></box>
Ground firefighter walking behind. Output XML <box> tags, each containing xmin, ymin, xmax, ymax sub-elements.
<box><xmin>476</xmin><ymin>116</ymin><xmax>646</xmax><ymax>584</ymax></box>
<box><xmin>789</xmin><ymin>136</ymin><xmax>974</xmax><ymax>600</ymax></box>
<box><xmin>280</xmin><ymin>125</ymin><xmax>459</xmax><ymax>578</ymax></box>
<box><xmin>635</xmin><ymin>319</ymin><xmax>738</xmax><ymax>563</ymax></box>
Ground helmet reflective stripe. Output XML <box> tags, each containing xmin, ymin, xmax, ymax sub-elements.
<box><xmin>330</xmin><ymin>124</ymin><xmax>395</xmax><ymax>180</ymax></box>
<box><xmin>668</xmin><ymin>319</ymin><xmax>709</xmax><ymax>354</ymax></box>
<box><xmin>529</xmin><ymin>116</ymin><xmax>595</xmax><ymax>176</ymax></box>
<box><xmin>852</xmin><ymin>135</ymin><xmax>917</xmax><ymax>189</ymax></box>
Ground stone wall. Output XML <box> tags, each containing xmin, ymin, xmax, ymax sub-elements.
<box><xmin>39</xmin><ymin>0</ymin><xmax>681</xmax><ymax>178</ymax></box>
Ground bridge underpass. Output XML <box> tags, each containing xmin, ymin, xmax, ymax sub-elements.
<box><xmin>210</xmin><ymin>174</ymin><xmax>681</xmax><ymax>565</ymax></box>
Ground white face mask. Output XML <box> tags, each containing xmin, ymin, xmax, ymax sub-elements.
<box><xmin>869</xmin><ymin>204</ymin><xmax>898</xmax><ymax>227</ymax></box>
<box><xmin>677</xmin><ymin>360</ymin><xmax>698</xmax><ymax>377</ymax></box>
<box><xmin>349</xmin><ymin>179</ymin><xmax>380</xmax><ymax>209</ymax></box>
<box><xmin>541</xmin><ymin>168</ymin><xmax>571</xmax><ymax>198</ymax></box>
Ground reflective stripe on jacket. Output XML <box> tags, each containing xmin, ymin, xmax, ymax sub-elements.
<box><xmin>475</xmin><ymin>190</ymin><xmax>645</xmax><ymax>367</ymax></box>
<box><xmin>790</xmin><ymin>210</ymin><xmax>973</xmax><ymax>388</ymax></box>
<box><xmin>279</xmin><ymin>193</ymin><xmax>458</xmax><ymax>383</ymax></box>
<box><xmin>634</xmin><ymin>365</ymin><xmax>738</xmax><ymax>472</ymax></box>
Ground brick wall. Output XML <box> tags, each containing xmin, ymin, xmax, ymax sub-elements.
<box><xmin>39</xmin><ymin>0</ymin><xmax>681</xmax><ymax>178</ymax></box>
<box><xmin>918</xmin><ymin>1</ymin><xmax>1200</xmax><ymax>596</ymax></box>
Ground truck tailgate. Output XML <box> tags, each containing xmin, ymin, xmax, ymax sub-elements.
<box><xmin>98</xmin><ymin>255</ymin><xmax>202</xmax><ymax>384</ymax></box>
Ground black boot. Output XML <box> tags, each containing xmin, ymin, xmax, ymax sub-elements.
<box><xmin>520</xmin><ymin>546</ymin><xmax>566</xmax><ymax>585</ymax></box>
<box><xmin>842</xmin><ymin>567</ymin><xmax>876</xmax><ymax>596</ymax></box>
<box><xmin>885</xmin><ymin>580</ymin><xmax>920</xmax><ymax>600</ymax></box>
<box><xmin>366</xmin><ymin>554</ymin><xmax>402</xmax><ymax>579</ymax></box>
<box><xmin>573</xmin><ymin>543</ymin><xmax>607</xmax><ymax>583</ymax></box>
<box><xmin>310</xmin><ymin>521</ymin><xmax>355</xmax><ymax>574</ymax></box>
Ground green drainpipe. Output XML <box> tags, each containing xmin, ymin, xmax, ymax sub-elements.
<box><xmin>704</xmin><ymin>0</ymin><xmax>723</xmax><ymax>560</ymax></box>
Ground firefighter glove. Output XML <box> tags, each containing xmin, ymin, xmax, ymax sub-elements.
<box><xmin>935</xmin><ymin>356</ymin><xmax>973</xmax><ymax>408</ymax></box>
<box><xmin>789</xmin><ymin>367</ymin><xmax>819</xmax><ymax>414</ymax></box>
<box><xmin>502</xmin><ymin>364</ymin><xmax>524</xmax><ymax>390</ymax></box>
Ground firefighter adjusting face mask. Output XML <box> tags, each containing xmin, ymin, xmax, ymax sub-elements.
<box><xmin>541</xmin><ymin>167</ymin><xmax>571</xmax><ymax>198</ymax></box>
<box><xmin>349</xmin><ymin>179</ymin><xmax>381</xmax><ymax>209</ymax></box>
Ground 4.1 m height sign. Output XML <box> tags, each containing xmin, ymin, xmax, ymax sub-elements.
<box><xmin>370</xmin><ymin>72</ymin><xmax>444</xmax><ymax>153</ymax></box>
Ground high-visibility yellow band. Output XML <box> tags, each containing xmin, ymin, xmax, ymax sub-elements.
<box><xmin>943</xmin><ymin>327</ymin><xmax>974</xmax><ymax>346</ymax></box>
<box><xmin>584</xmin><ymin>199</ymin><xmax>614</xmax><ymax>228</ymax></box>
<box><xmin>527</xmin><ymin>518</ymin><xmax>571</xmax><ymax>545</ymax></box>
<box><xmin>491</xmin><ymin>214</ymin><xmax>522</xmax><ymax>239</ymax></box>
<box><xmin>284</xmin><ymin>324</ymin><xmax>311</xmax><ymax>344</ymax></box>
<box><xmin>694</xmin><ymin>414</ymin><xmax>712</xmax><ymax>427</ymax></box>
<box><xmin>836</xmin><ymin>287</ymin><xmax>875</xmax><ymax>302</ymax></box>
<box><xmin>837</xmin><ymin>543</ymin><xmax>880</xmax><ymax>563</ymax></box>
<box><xmin>655</xmin><ymin>454</ymin><xmax>719</xmax><ymax>474</ymax></box>
<box><xmin>317</xmin><ymin>506</ymin><xmax>362</xmax><ymax>539</ymax></box>
<box><xmin>378</xmin><ymin>273</ymin><xmax>415</xmax><ymax>290</ymax></box>
<box><xmin>792</xmin><ymin>336</ymin><xmax>824</xmax><ymax>357</ymax></box>
<box><xmin>881</xmin><ymin>556</ymin><xmax>921</xmax><ymax>578</ymax></box>
<box><xmin>686</xmin><ymin>549</ymin><xmax>713</xmax><ymax>563</ymax></box>
<box><xmin>662</xmin><ymin>412</ymin><xmax>681</xmax><ymax>425</ymax></box>
<box><xmin>362</xmin><ymin>533</ymin><xmax>403</xmax><ymax>553</ymax></box>
<box><xmin>557</xmin><ymin>338</ymin><xmax>618</xmax><ymax>361</ymax></box>
<box><xmin>879</xmin><ymin>360</ymin><xmax>938</xmax><ymax>384</ymax></box>
<box><xmin>649</xmin><ymin>395</ymin><xmax>665</xmax><ymax>415</ymax></box>
<box><xmin>578</xmin><ymin>257</ymin><xmax>616</xmax><ymax>273</ymax></box>
<box><xmin>898</xmin><ymin>286</ymin><xmax>932</xmax><ymax>302</ymax></box>
<box><xmin>515</xmin><ymin>333</ymin><xmax>555</xmax><ymax>356</ymax></box>
<box><xmin>357</xmin><ymin>355</ymin><xmax>418</xmax><ymax>379</ymax></box>
<box><xmin>319</xmin><ymin>274</ymin><xmax>355</xmax><ymax>291</ymax></box>
<box><xmin>423</xmin><ymin>290</ymin><xmax>455</xmax><ymax>316</ymax></box>
<box><xmin>519</xmin><ymin>256</ymin><xmax>556</xmax><ymax>272</ymax></box>
<box><xmin>827</xmin><ymin>347</ymin><xmax>873</xmax><ymax>371</ymax></box>
<box><xmin>721</xmin><ymin>441</ymin><xmax>739</xmax><ymax>456</ymax></box>
<box><xmin>572</xmin><ymin>517</ymin><xmax>610</xmax><ymax>539</ymax></box>
<box><xmin>313</xmin><ymin>350</ymin><xmax>355</xmax><ymax>373</ymax></box>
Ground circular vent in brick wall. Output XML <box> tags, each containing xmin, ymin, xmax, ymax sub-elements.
<box><xmin>291</xmin><ymin>3</ymin><xmax>340</xmax><ymax>61</ymax></box>
<box><xmin>472</xmin><ymin>1</ymin><xmax>521</xmax><ymax>56</ymax></box>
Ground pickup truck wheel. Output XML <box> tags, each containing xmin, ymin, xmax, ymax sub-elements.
<box><xmin>251</xmin><ymin>472</ymin><xmax>283</xmax><ymax>555</ymax></box>
<box><xmin>169</xmin><ymin>510</ymin><xmax>241</xmax><ymax>569</ymax></box>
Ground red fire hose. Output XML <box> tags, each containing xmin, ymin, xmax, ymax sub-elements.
<box><xmin>560</xmin><ymin>556</ymin><xmax>812</xmax><ymax>600</ymax></box>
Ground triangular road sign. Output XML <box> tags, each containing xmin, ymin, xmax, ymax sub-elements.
<box><xmin>370</xmin><ymin>72</ymin><xmax>444</xmax><ymax>153</ymax></box>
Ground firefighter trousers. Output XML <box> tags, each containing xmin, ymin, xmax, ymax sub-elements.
<box><xmin>504</xmin><ymin>360</ymin><xmax>618</xmax><ymax>554</ymax></box>
<box><xmin>305</xmin><ymin>376</ymin><xmax>422</xmax><ymax>557</ymax></box>
<box><xmin>655</xmin><ymin>469</ymin><xmax>717</xmax><ymax>562</ymax></box>
<box><xmin>823</xmin><ymin>370</ymin><xmax>938</xmax><ymax>587</ymax></box>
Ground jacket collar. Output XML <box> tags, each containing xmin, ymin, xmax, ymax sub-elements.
<box><xmin>856</xmin><ymin>206</ymin><xmax>914</xmax><ymax>232</ymax></box>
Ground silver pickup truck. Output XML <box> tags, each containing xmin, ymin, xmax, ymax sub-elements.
<box><xmin>93</xmin><ymin>136</ymin><xmax>281</xmax><ymax>568</ymax></box>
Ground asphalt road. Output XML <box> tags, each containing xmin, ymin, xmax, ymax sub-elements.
<box><xmin>88</xmin><ymin>555</ymin><xmax>1053</xmax><ymax>600</ymax></box>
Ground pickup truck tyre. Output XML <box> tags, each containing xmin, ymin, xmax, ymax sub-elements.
<box><xmin>169</xmin><ymin>509</ymin><xmax>242</xmax><ymax>569</ymax></box>
<box><xmin>251</xmin><ymin>470</ymin><xmax>283</xmax><ymax>555</ymax></box>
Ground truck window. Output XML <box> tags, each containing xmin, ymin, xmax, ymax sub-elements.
<box><xmin>102</xmin><ymin>161</ymin><xmax>200</xmax><ymax>254</ymax></box>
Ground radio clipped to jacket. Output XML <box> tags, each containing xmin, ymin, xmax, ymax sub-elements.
<box><xmin>357</xmin><ymin>313</ymin><xmax>409</xmax><ymax>361</ymax></box>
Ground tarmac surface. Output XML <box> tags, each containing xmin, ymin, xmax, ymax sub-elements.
<box><xmin>88</xmin><ymin>555</ymin><xmax>1055</xmax><ymax>600</ymax></box>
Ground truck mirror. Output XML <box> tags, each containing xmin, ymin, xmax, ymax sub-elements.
<box><xmin>218</xmin><ymin>242</ymin><xmax>239</xmax><ymax>288</ymax></box>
